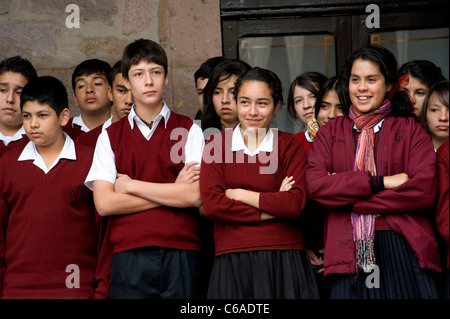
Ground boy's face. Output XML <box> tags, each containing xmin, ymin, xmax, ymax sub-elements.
<box><xmin>0</xmin><ymin>71</ymin><xmax>29</xmax><ymax>131</ymax></box>
<box><xmin>74</xmin><ymin>72</ymin><xmax>112</xmax><ymax>115</ymax></box>
<box><xmin>109</xmin><ymin>73</ymin><xmax>134</xmax><ymax>120</ymax></box>
<box><xmin>22</xmin><ymin>101</ymin><xmax>69</xmax><ymax>149</ymax></box>
<box><xmin>126</xmin><ymin>61</ymin><xmax>168</xmax><ymax>109</ymax></box>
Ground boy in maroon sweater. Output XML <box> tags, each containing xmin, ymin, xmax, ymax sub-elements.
<box><xmin>0</xmin><ymin>56</ymin><xmax>37</xmax><ymax>157</ymax></box>
<box><xmin>85</xmin><ymin>38</ymin><xmax>204</xmax><ymax>298</ymax></box>
<box><xmin>0</xmin><ymin>76</ymin><xmax>111</xmax><ymax>298</ymax></box>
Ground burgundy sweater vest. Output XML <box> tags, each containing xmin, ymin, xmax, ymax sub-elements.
<box><xmin>106</xmin><ymin>112</ymin><xmax>201</xmax><ymax>253</ymax></box>
<box><xmin>0</xmin><ymin>143</ymin><xmax>111</xmax><ymax>298</ymax></box>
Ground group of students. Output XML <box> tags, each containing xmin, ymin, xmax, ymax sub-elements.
<box><xmin>0</xmin><ymin>38</ymin><xmax>448</xmax><ymax>300</ymax></box>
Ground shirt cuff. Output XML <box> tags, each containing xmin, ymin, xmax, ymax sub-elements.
<box><xmin>369</xmin><ymin>175</ymin><xmax>385</xmax><ymax>193</ymax></box>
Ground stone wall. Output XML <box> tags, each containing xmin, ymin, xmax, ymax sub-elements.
<box><xmin>0</xmin><ymin>0</ymin><xmax>222</xmax><ymax>118</ymax></box>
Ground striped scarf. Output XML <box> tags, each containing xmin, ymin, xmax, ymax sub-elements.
<box><xmin>349</xmin><ymin>98</ymin><xmax>391</xmax><ymax>273</ymax></box>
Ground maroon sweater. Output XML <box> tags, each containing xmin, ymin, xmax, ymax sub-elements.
<box><xmin>0</xmin><ymin>134</ymin><xmax>29</xmax><ymax>158</ymax></box>
<box><xmin>306</xmin><ymin>115</ymin><xmax>441</xmax><ymax>275</ymax></box>
<box><xmin>106</xmin><ymin>113</ymin><xmax>201</xmax><ymax>253</ymax></box>
<box><xmin>200</xmin><ymin>129</ymin><xmax>308</xmax><ymax>256</ymax></box>
<box><xmin>0</xmin><ymin>142</ymin><xmax>111</xmax><ymax>298</ymax></box>
<box><xmin>63</xmin><ymin>118</ymin><xmax>86</xmax><ymax>141</ymax></box>
<box><xmin>436</xmin><ymin>139</ymin><xmax>449</xmax><ymax>267</ymax></box>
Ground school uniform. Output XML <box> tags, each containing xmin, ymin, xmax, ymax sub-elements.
<box><xmin>200</xmin><ymin>125</ymin><xmax>319</xmax><ymax>299</ymax></box>
<box><xmin>76</xmin><ymin>116</ymin><xmax>112</xmax><ymax>149</ymax></box>
<box><xmin>85</xmin><ymin>103</ymin><xmax>205</xmax><ymax>299</ymax></box>
<box><xmin>0</xmin><ymin>126</ymin><xmax>28</xmax><ymax>157</ymax></box>
<box><xmin>295</xmin><ymin>130</ymin><xmax>313</xmax><ymax>154</ymax></box>
<box><xmin>0</xmin><ymin>134</ymin><xmax>111</xmax><ymax>298</ymax></box>
<box><xmin>306</xmin><ymin>115</ymin><xmax>441</xmax><ymax>298</ymax></box>
<box><xmin>63</xmin><ymin>114</ymin><xmax>112</xmax><ymax>141</ymax></box>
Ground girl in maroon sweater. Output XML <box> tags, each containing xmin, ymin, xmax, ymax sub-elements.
<box><xmin>200</xmin><ymin>67</ymin><xmax>319</xmax><ymax>299</ymax></box>
<box><xmin>307</xmin><ymin>45</ymin><xmax>440</xmax><ymax>298</ymax></box>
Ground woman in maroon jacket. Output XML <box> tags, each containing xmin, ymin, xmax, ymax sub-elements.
<box><xmin>200</xmin><ymin>67</ymin><xmax>319</xmax><ymax>299</ymax></box>
<box><xmin>306</xmin><ymin>45</ymin><xmax>441</xmax><ymax>298</ymax></box>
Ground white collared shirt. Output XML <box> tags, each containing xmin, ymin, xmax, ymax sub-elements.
<box><xmin>231</xmin><ymin>123</ymin><xmax>274</xmax><ymax>156</ymax></box>
<box><xmin>353</xmin><ymin>119</ymin><xmax>384</xmax><ymax>133</ymax></box>
<box><xmin>0</xmin><ymin>126</ymin><xmax>26</xmax><ymax>146</ymax></box>
<box><xmin>84</xmin><ymin>103</ymin><xmax>204</xmax><ymax>190</ymax></box>
<box><xmin>18</xmin><ymin>132</ymin><xmax>76</xmax><ymax>174</ymax></box>
<box><xmin>72</xmin><ymin>114</ymin><xmax>113</xmax><ymax>132</ymax></box>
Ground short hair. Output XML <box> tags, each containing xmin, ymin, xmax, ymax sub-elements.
<box><xmin>234</xmin><ymin>67</ymin><xmax>284</xmax><ymax>108</ymax></box>
<box><xmin>421</xmin><ymin>80</ymin><xmax>449</xmax><ymax>134</ymax></box>
<box><xmin>71</xmin><ymin>59</ymin><xmax>111</xmax><ymax>92</ymax></box>
<box><xmin>314</xmin><ymin>76</ymin><xmax>351</xmax><ymax>117</ymax></box>
<box><xmin>108</xmin><ymin>60</ymin><xmax>122</xmax><ymax>86</ymax></box>
<box><xmin>287</xmin><ymin>71</ymin><xmax>327</xmax><ymax>120</ymax></box>
<box><xmin>0</xmin><ymin>55</ymin><xmax>37</xmax><ymax>82</ymax></box>
<box><xmin>20</xmin><ymin>76</ymin><xmax>69</xmax><ymax>116</ymax></box>
<box><xmin>194</xmin><ymin>56</ymin><xmax>225</xmax><ymax>85</ymax></box>
<box><xmin>121</xmin><ymin>38</ymin><xmax>168</xmax><ymax>81</ymax></box>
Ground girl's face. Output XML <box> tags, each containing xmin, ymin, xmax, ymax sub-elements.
<box><xmin>293</xmin><ymin>85</ymin><xmax>316</xmax><ymax>126</ymax></box>
<box><xmin>402</xmin><ymin>75</ymin><xmax>428</xmax><ymax>118</ymax></box>
<box><xmin>237</xmin><ymin>80</ymin><xmax>279</xmax><ymax>134</ymax></box>
<box><xmin>349</xmin><ymin>59</ymin><xmax>393</xmax><ymax>114</ymax></box>
<box><xmin>426</xmin><ymin>93</ymin><xmax>449</xmax><ymax>146</ymax></box>
<box><xmin>213</xmin><ymin>74</ymin><xmax>239</xmax><ymax>129</ymax></box>
<box><xmin>316</xmin><ymin>89</ymin><xmax>344</xmax><ymax>127</ymax></box>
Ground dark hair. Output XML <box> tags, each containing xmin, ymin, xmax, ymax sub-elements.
<box><xmin>200</xmin><ymin>59</ymin><xmax>251</xmax><ymax>131</ymax></box>
<box><xmin>194</xmin><ymin>56</ymin><xmax>225</xmax><ymax>85</ymax></box>
<box><xmin>421</xmin><ymin>80</ymin><xmax>449</xmax><ymax>134</ymax></box>
<box><xmin>0</xmin><ymin>55</ymin><xmax>37</xmax><ymax>82</ymax></box>
<box><xmin>121</xmin><ymin>38</ymin><xmax>168</xmax><ymax>81</ymax></box>
<box><xmin>20</xmin><ymin>76</ymin><xmax>69</xmax><ymax>116</ymax></box>
<box><xmin>234</xmin><ymin>67</ymin><xmax>284</xmax><ymax>108</ymax></box>
<box><xmin>399</xmin><ymin>60</ymin><xmax>446</xmax><ymax>89</ymax></box>
<box><xmin>314</xmin><ymin>76</ymin><xmax>351</xmax><ymax>118</ymax></box>
<box><xmin>108</xmin><ymin>60</ymin><xmax>122</xmax><ymax>86</ymax></box>
<box><xmin>287</xmin><ymin>71</ymin><xmax>327</xmax><ymax>119</ymax></box>
<box><xmin>71</xmin><ymin>59</ymin><xmax>111</xmax><ymax>92</ymax></box>
<box><xmin>341</xmin><ymin>44</ymin><xmax>414</xmax><ymax>118</ymax></box>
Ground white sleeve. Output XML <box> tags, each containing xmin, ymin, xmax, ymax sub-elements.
<box><xmin>84</xmin><ymin>130</ymin><xmax>117</xmax><ymax>190</ymax></box>
<box><xmin>184</xmin><ymin>122</ymin><xmax>205</xmax><ymax>165</ymax></box>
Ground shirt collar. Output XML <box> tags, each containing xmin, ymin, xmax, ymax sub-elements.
<box><xmin>0</xmin><ymin>126</ymin><xmax>26</xmax><ymax>146</ymax></box>
<box><xmin>18</xmin><ymin>132</ymin><xmax>76</xmax><ymax>174</ymax></box>
<box><xmin>231</xmin><ymin>123</ymin><xmax>274</xmax><ymax>156</ymax></box>
<box><xmin>127</xmin><ymin>102</ymin><xmax>171</xmax><ymax>139</ymax></box>
<box><xmin>72</xmin><ymin>115</ymin><xmax>90</xmax><ymax>132</ymax></box>
<box><xmin>353</xmin><ymin>119</ymin><xmax>384</xmax><ymax>133</ymax></box>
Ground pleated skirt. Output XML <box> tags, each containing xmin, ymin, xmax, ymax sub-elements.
<box><xmin>207</xmin><ymin>249</ymin><xmax>320</xmax><ymax>299</ymax></box>
<box><xmin>328</xmin><ymin>230</ymin><xmax>440</xmax><ymax>299</ymax></box>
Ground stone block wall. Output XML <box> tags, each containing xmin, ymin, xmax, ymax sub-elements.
<box><xmin>0</xmin><ymin>0</ymin><xmax>222</xmax><ymax>118</ymax></box>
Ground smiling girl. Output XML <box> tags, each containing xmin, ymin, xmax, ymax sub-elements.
<box><xmin>306</xmin><ymin>45</ymin><xmax>441</xmax><ymax>299</ymax></box>
<box><xmin>200</xmin><ymin>67</ymin><xmax>319</xmax><ymax>299</ymax></box>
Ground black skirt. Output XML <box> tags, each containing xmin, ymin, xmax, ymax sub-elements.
<box><xmin>328</xmin><ymin>230</ymin><xmax>440</xmax><ymax>299</ymax></box>
<box><xmin>207</xmin><ymin>249</ymin><xmax>320</xmax><ymax>299</ymax></box>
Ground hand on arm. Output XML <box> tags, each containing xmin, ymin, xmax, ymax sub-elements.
<box><xmin>114</xmin><ymin>162</ymin><xmax>202</xmax><ymax>208</ymax></box>
<box><xmin>225</xmin><ymin>176</ymin><xmax>295</xmax><ymax>221</ymax></box>
<box><xmin>383</xmin><ymin>173</ymin><xmax>409</xmax><ymax>190</ymax></box>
